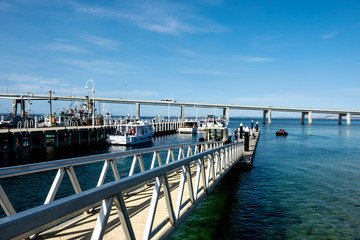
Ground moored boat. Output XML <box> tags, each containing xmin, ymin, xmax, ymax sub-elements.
<box><xmin>204</xmin><ymin>125</ymin><xmax>232</xmax><ymax>143</ymax></box>
<box><xmin>178</xmin><ymin>121</ymin><xmax>198</xmax><ymax>134</ymax></box>
<box><xmin>106</xmin><ymin>120</ymin><xmax>154</xmax><ymax>145</ymax></box>
<box><xmin>197</xmin><ymin>114</ymin><xmax>226</xmax><ymax>131</ymax></box>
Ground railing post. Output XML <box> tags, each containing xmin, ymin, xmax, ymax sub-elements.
<box><xmin>0</xmin><ymin>184</ymin><xmax>16</xmax><ymax>216</ymax></box>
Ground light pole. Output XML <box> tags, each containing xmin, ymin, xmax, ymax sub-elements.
<box><xmin>168</xmin><ymin>102</ymin><xmax>170</xmax><ymax>121</ymax></box>
<box><xmin>85</xmin><ymin>79</ymin><xmax>95</xmax><ymax>127</ymax></box>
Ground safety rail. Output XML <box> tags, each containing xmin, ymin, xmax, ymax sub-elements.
<box><xmin>0</xmin><ymin>141</ymin><xmax>244</xmax><ymax>240</ymax></box>
<box><xmin>0</xmin><ymin>141</ymin><xmax>222</xmax><ymax>217</ymax></box>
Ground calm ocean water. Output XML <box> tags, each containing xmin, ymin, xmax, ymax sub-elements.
<box><xmin>1</xmin><ymin>117</ymin><xmax>360</xmax><ymax>239</ymax></box>
<box><xmin>172</xmin><ymin>118</ymin><xmax>360</xmax><ymax>240</ymax></box>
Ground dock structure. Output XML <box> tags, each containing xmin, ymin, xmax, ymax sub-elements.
<box><xmin>0</xmin><ymin>93</ymin><xmax>359</xmax><ymax>125</ymax></box>
<box><xmin>0</xmin><ymin>120</ymin><xmax>188</xmax><ymax>153</ymax></box>
<box><xmin>0</xmin><ymin>130</ymin><xmax>260</xmax><ymax>239</ymax></box>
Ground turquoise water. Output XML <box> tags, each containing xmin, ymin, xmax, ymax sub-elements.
<box><xmin>1</xmin><ymin>118</ymin><xmax>360</xmax><ymax>239</ymax></box>
<box><xmin>172</xmin><ymin>118</ymin><xmax>360</xmax><ymax>239</ymax></box>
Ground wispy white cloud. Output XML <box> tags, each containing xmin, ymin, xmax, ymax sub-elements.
<box><xmin>184</xmin><ymin>69</ymin><xmax>227</xmax><ymax>75</ymax></box>
<box><xmin>6</xmin><ymin>73</ymin><xmax>60</xmax><ymax>84</ymax></box>
<box><xmin>231</xmin><ymin>93</ymin><xmax>301</xmax><ymax>107</ymax></box>
<box><xmin>0</xmin><ymin>2</ymin><xmax>13</xmax><ymax>10</ymax></box>
<box><xmin>162</xmin><ymin>46</ymin><xmax>199</xmax><ymax>57</ymax></box>
<box><xmin>321</xmin><ymin>32</ymin><xmax>337</xmax><ymax>39</ymax></box>
<box><xmin>340</xmin><ymin>88</ymin><xmax>360</xmax><ymax>93</ymax></box>
<box><xmin>46</xmin><ymin>42</ymin><xmax>87</xmax><ymax>54</ymax></box>
<box><xmin>3</xmin><ymin>73</ymin><xmax>62</xmax><ymax>93</ymax></box>
<box><xmin>236</xmin><ymin>56</ymin><xmax>274</xmax><ymax>63</ymax></box>
<box><xmin>71</xmin><ymin>1</ymin><xmax>226</xmax><ymax>34</ymax></box>
<box><xmin>131</xmin><ymin>90</ymin><xmax>159</xmax><ymax>97</ymax></box>
<box><xmin>56</xmin><ymin>59</ymin><xmax>133</xmax><ymax>75</ymax></box>
<box><xmin>80</xmin><ymin>34</ymin><xmax>122</xmax><ymax>50</ymax></box>
<box><xmin>97</xmin><ymin>89</ymin><xmax>160</xmax><ymax>99</ymax></box>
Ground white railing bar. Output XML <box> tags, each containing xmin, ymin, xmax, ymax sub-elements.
<box><xmin>174</xmin><ymin>166</ymin><xmax>187</xmax><ymax>220</ymax></box>
<box><xmin>138</xmin><ymin>154</ymin><xmax>145</xmax><ymax>173</ymax></box>
<box><xmin>162</xmin><ymin>174</ymin><xmax>175</xmax><ymax>225</ymax></box>
<box><xmin>186</xmin><ymin>164</ymin><xmax>195</xmax><ymax>204</ymax></box>
<box><xmin>91</xmin><ymin>196</ymin><xmax>115</xmax><ymax>240</ymax></box>
<box><xmin>129</xmin><ymin>155</ymin><xmax>138</xmax><ymax>177</ymax></box>
<box><xmin>0</xmin><ymin>142</ymin><xmax>242</xmax><ymax>240</ymax></box>
<box><xmin>97</xmin><ymin>160</ymin><xmax>110</xmax><ymax>187</ymax></box>
<box><xmin>193</xmin><ymin>159</ymin><xmax>202</xmax><ymax>201</ymax></box>
<box><xmin>66</xmin><ymin>166</ymin><xmax>82</xmax><ymax>194</ymax></box>
<box><xmin>0</xmin><ymin>185</ymin><xmax>16</xmax><ymax>216</ymax></box>
<box><xmin>143</xmin><ymin>176</ymin><xmax>163</xmax><ymax>240</ymax></box>
<box><xmin>156</xmin><ymin>151</ymin><xmax>162</xmax><ymax>166</ymax></box>
<box><xmin>150</xmin><ymin>152</ymin><xmax>157</xmax><ymax>169</ymax></box>
<box><xmin>44</xmin><ymin>168</ymin><xmax>66</xmax><ymax>204</ymax></box>
<box><xmin>114</xmin><ymin>194</ymin><xmax>135</xmax><ymax>240</ymax></box>
<box><xmin>0</xmin><ymin>141</ymin><xmax>223</xmax><ymax>179</ymax></box>
<box><xmin>110</xmin><ymin>159</ymin><xmax>121</xmax><ymax>181</ymax></box>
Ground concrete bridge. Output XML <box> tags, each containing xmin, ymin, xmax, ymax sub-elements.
<box><xmin>0</xmin><ymin>93</ymin><xmax>359</xmax><ymax>125</ymax></box>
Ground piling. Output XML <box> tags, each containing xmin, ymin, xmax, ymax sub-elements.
<box><xmin>239</xmin><ymin>123</ymin><xmax>243</xmax><ymax>139</ymax></box>
<box><xmin>244</xmin><ymin>127</ymin><xmax>249</xmax><ymax>151</ymax></box>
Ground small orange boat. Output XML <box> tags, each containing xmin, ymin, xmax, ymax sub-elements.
<box><xmin>276</xmin><ymin>129</ymin><xmax>288</xmax><ymax>136</ymax></box>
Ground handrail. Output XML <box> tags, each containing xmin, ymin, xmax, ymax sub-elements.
<box><xmin>0</xmin><ymin>140</ymin><xmax>223</xmax><ymax>218</ymax></box>
<box><xmin>0</xmin><ymin>141</ymin><xmax>222</xmax><ymax>179</ymax></box>
<box><xmin>0</xmin><ymin>141</ymin><xmax>243</xmax><ymax>240</ymax></box>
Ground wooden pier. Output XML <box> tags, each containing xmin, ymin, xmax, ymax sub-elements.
<box><xmin>0</xmin><ymin>120</ymin><xmax>187</xmax><ymax>153</ymax></box>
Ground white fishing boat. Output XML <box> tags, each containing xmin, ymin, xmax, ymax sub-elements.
<box><xmin>106</xmin><ymin>120</ymin><xmax>154</xmax><ymax>145</ymax></box>
<box><xmin>204</xmin><ymin>126</ymin><xmax>232</xmax><ymax>143</ymax></box>
<box><xmin>197</xmin><ymin>114</ymin><xmax>226</xmax><ymax>131</ymax></box>
<box><xmin>178</xmin><ymin>121</ymin><xmax>198</xmax><ymax>134</ymax></box>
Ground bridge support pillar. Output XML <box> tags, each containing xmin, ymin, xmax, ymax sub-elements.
<box><xmin>136</xmin><ymin>103</ymin><xmax>140</xmax><ymax>120</ymax></box>
<box><xmin>301</xmin><ymin>112</ymin><xmax>305</xmax><ymax>124</ymax></box>
<box><xmin>180</xmin><ymin>105</ymin><xmax>185</xmax><ymax>120</ymax></box>
<box><xmin>262</xmin><ymin>110</ymin><xmax>272</xmax><ymax>124</ymax></box>
<box><xmin>223</xmin><ymin>107</ymin><xmax>229</xmax><ymax>122</ymax></box>
<box><xmin>12</xmin><ymin>99</ymin><xmax>25</xmax><ymax>115</ymax></box>
<box><xmin>338</xmin><ymin>113</ymin><xmax>351</xmax><ymax>125</ymax></box>
<box><xmin>301</xmin><ymin>112</ymin><xmax>312</xmax><ymax>125</ymax></box>
<box><xmin>338</xmin><ymin>114</ymin><xmax>344</xmax><ymax>125</ymax></box>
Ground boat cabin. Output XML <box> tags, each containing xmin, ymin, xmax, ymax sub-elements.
<box><xmin>205</xmin><ymin>126</ymin><xmax>230</xmax><ymax>142</ymax></box>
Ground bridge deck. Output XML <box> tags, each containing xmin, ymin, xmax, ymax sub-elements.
<box><xmin>38</xmin><ymin>132</ymin><xmax>259</xmax><ymax>239</ymax></box>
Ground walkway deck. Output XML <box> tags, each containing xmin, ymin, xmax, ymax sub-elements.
<box><xmin>37</xmin><ymin>131</ymin><xmax>260</xmax><ymax>240</ymax></box>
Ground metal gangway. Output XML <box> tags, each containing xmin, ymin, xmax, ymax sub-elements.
<box><xmin>0</xmin><ymin>139</ymin><xmax>248</xmax><ymax>239</ymax></box>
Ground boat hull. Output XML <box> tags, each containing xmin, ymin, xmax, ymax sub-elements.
<box><xmin>178</xmin><ymin>127</ymin><xmax>197</xmax><ymax>134</ymax></box>
<box><xmin>106</xmin><ymin>134</ymin><xmax>153</xmax><ymax>145</ymax></box>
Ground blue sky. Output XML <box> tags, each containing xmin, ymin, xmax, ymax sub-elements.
<box><xmin>0</xmin><ymin>0</ymin><xmax>360</xmax><ymax>117</ymax></box>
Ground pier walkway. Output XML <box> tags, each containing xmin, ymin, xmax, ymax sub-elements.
<box><xmin>0</xmin><ymin>120</ymin><xmax>190</xmax><ymax>153</ymax></box>
<box><xmin>0</xmin><ymin>130</ymin><xmax>260</xmax><ymax>239</ymax></box>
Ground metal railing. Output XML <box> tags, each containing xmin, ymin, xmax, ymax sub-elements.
<box><xmin>0</xmin><ymin>141</ymin><xmax>222</xmax><ymax>216</ymax></box>
<box><xmin>0</xmin><ymin>141</ymin><xmax>244</xmax><ymax>239</ymax></box>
